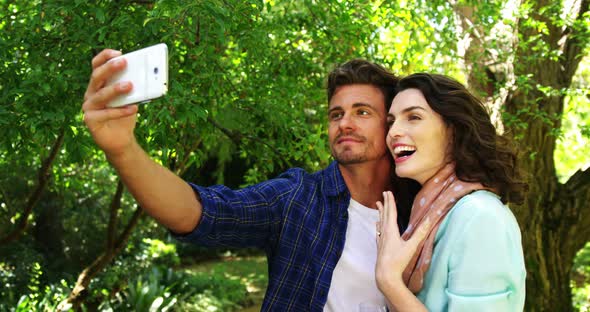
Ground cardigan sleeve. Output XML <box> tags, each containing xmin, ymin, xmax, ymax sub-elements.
<box><xmin>445</xmin><ymin>193</ymin><xmax>526</xmax><ymax>312</ymax></box>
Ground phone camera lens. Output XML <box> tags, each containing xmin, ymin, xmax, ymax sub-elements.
<box><xmin>154</xmin><ymin>67</ymin><xmax>159</xmax><ymax>74</ymax></box>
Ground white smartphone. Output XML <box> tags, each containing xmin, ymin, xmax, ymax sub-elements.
<box><xmin>106</xmin><ymin>43</ymin><xmax>168</xmax><ymax>108</ymax></box>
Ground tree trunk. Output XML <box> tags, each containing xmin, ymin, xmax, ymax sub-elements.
<box><xmin>504</xmin><ymin>0</ymin><xmax>590</xmax><ymax>309</ymax></box>
<box><xmin>0</xmin><ymin>129</ymin><xmax>65</xmax><ymax>245</ymax></box>
<box><xmin>62</xmin><ymin>207</ymin><xmax>142</xmax><ymax>310</ymax></box>
<box><xmin>455</xmin><ymin>0</ymin><xmax>590</xmax><ymax>310</ymax></box>
<box><xmin>33</xmin><ymin>191</ymin><xmax>65</xmax><ymax>260</ymax></box>
<box><xmin>58</xmin><ymin>181</ymin><xmax>143</xmax><ymax>311</ymax></box>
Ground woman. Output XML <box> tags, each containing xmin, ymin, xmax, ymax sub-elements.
<box><xmin>375</xmin><ymin>73</ymin><xmax>527</xmax><ymax>311</ymax></box>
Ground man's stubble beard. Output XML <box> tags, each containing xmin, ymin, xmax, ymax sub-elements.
<box><xmin>333</xmin><ymin>151</ymin><xmax>369</xmax><ymax>165</ymax></box>
<box><xmin>331</xmin><ymin>142</ymin><xmax>371</xmax><ymax>165</ymax></box>
<box><xmin>330</xmin><ymin>132</ymin><xmax>388</xmax><ymax>165</ymax></box>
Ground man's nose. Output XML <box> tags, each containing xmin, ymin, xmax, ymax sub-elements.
<box><xmin>338</xmin><ymin>113</ymin><xmax>355</xmax><ymax>131</ymax></box>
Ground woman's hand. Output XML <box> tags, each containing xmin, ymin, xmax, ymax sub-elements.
<box><xmin>375</xmin><ymin>191</ymin><xmax>431</xmax><ymax>293</ymax></box>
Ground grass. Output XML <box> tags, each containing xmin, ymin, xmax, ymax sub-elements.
<box><xmin>182</xmin><ymin>255</ymin><xmax>268</xmax><ymax>311</ymax></box>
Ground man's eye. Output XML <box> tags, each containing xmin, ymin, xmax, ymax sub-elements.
<box><xmin>330</xmin><ymin>112</ymin><xmax>343</xmax><ymax>120</ymax></box>
<box><xmin>358</xmin><ymin>110</ymin><xmax>369</xmax><ymax>115</ymax></box>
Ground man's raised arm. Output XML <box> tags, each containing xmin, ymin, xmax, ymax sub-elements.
<box><xmin>82</xmin><ymin>49</ymin><xmax>201</xmax><ymax>234</ymax></box>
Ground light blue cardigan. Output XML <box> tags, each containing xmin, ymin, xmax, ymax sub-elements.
<box><xmin>416</xmin><ymin>190</ymin><xmax>526</xmax><ymax>312</ymax></box>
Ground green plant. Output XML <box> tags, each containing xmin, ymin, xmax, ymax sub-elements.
<box><xmin>175</xmin><ymin>271</ymin><xmax>248</xmax><ymax>312</ymax></box>
<box><xmin>141</xmin><ymin>238</ymin><xmax>180</xmax><ymax>267</ymax></box>
<box><xmin>10</xmin><ymin>280</ymin><xmax>71</xmax><ymax>312</ymax></box>
<box><xmin>0</xmin><ymin>241</ymin><xmax>47</xmax><ymax>308</ymax></box>
<box><xmin>573</xmin><ymin>243</ymin><xmax>590</xmax><ymax>311</ymax></box>
<box><xmin>104</xmin><ymin>267</ymin><xmax>178</xmax><ymax>312</ymax></box>
<box><xmin>573</xmin><ymin>283</ymin><xmax>590</xmax><ymax>312</ymax></box>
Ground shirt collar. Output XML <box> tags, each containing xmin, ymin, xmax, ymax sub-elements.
<box><xmin>321</xmin><ymin>160</ymin><xmax>349</xmax><ymax>197</ymax></box>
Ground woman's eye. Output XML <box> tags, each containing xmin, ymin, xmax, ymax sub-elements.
<box><xmin>408</xmin><ymin>114</ymin><xmax>421</xmax><ymax>121</ymax></box>
<box><xmin>387</xmin><ymin>119</ymin><xmax>394</xmax><ymax>127</ymax></box>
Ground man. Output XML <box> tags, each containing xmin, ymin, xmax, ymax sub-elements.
<box><xmin>83</xmin><ymin>51</ymin><xmax>407</xmax><ymax>311</ymax></box>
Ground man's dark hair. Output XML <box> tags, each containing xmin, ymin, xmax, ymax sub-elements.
<box><xmin>396</xmin><ymin>73</ymin><xmax>528</xmax><ymax>204</ymax></box>
<box><xmin>327</xmin><ymin>59</ymin><xmax>399</xmax><ymax>111</ymax></box>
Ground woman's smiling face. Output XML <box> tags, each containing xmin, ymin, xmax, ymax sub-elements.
<box><xmin>386</xmin><ymin>88</ymin><xmax>452</xmax><ymax>185</ymax></box>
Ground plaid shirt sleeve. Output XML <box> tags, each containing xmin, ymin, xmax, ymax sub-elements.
<box><xmin>172</xmin><ymin>168</ymin><xmax>305</xmax><ymax>249</ymax></box>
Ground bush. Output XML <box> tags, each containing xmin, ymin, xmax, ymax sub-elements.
<box><xmin>174</xmin><ymin>269</ymin><xmax>250</xmax><ymax>311</ymax></box>
<box><xmin>8</xmin><ymin>280</ymin><xmax>71</xmax><ymax>312</ymax></box>
<box><xmin>0</xmin><ymin>241</ymin><xmax>47</xmax><ymax>308</ymax></box>
<box><xmin>573</xmin><ymin>283</ymin><xmax>590</xmax><ymax>312</ymax></box>
<box><xmin>101</xmin><ymin>267</ymin><xmax>179</xmax><ymax>312</ymax></box>
<box><xmin>141</xmin><ymin>238</ymin><xmax>181</xmax><ymax>267</ymax></box>
<box><xmin>100</xmin><ymin>264</ymin><xmax>250</xmax><ymax>312</ymax></box>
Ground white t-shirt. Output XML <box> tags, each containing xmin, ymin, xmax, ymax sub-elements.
<box><xmin>324</xmin><ymin>199</ymin><xmax>387</xmax><ymax>311</ymax></box>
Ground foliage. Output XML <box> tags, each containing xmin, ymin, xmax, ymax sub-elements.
<box><xmin>573</xmin><ymin>284</ymin><xmax>590</xmax><ymax>312</ymax></box>
<box><xmin>141</xmin><ymin>238</ymin><xmax>181</xmax><ymax>267</ymax></box>
<box><xmin>177</xmin><ymin>256</ymin><xmax>268</xmax><ymax>311</ymax></box>
<box><xmin>0</xmin><ymin>0</ymin><xmax>589</xmax><ymax>311</ymax></box>
<box><xmin>0</xmin><ymin>240</ymin><xmax>48</xmax><ymax>305</ymax></box>
<box><xmin>573</xmin><ymin>242</ymin><xmax>590</xmax><ymax>311</ymax></box>
<box><xmin>12</xmin><ymin>281</ymin><xmax>71</xmax><ymax>312</ymax></box>
<box><xmin>102</xmin><ymin>267</ymin><xmax>179</xmax><ymax>312</ymax></box>
<box><xmin>5</xmin><ymin>244</ymin><xmax>266</xmax><ymax>311</ymax></box>
<box><xmin>99</xmin><ymin>258</ymin><xmax>264</xmax><ymax>312</ymax></box>
<box><xmin>555</xmin><ymin>56</ymin><xmax>590</xmax><ymax>182</ymax></box>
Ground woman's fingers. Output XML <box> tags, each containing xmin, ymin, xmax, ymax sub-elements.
<box><xmin>376</xmin><ymin>201</ymin><xmax>385</xmax><ymax>250</ymax></box>
<box><xmin>407</xmin><ymin>217</ymin><xmax>431</xmax><ymax>250</ymax></box>
<box><xmin>385</xmin><ymin>191</ymin><xmax>397</xmax><ymax>223</ymax></box>
<box><xmin>376</xmin><ymin>222</ymin><xmax>382</xmax><ymax>249</ymax></box>
<box><xmin>377</xmin><ymin>200</ymin><xmax>384</xmax><ymax>224</ymax></box>
<box><xmin>381</xmin><ymin>191</ymin><xmax>399</xmax><ymax>236</ymax></box>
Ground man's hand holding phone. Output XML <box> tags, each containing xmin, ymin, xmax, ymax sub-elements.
<box><xmin>81</xmin><ymin>46</ymin><xmax>203</xmax><ymax>235</ymax></box>
<box><xmin>83</xmin><ymin>43</ymin><xmax>168</xmax><ymax>161</ymax></box>
<box><xmin>82</xmin><ymin>49</ymin><xmax>139</xmax><ymax>162</ymax></box>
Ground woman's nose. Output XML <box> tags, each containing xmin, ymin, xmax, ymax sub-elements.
<box><xmin>387</xmin><ymin>121</ymin><xmax>403</xmax><ymax>139</ymax></box>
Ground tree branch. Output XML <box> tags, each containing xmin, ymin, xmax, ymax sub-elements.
<box><xmin>448</xmin><ymin>1</ymin><xmax>487</xmax><ymax>48</ymax></box>
<box><xmin>561</xmin><ymin>0</ymin><xmax>590</xmax><ymax>81</ymax></box>
<box><xmin>174</xmin><ymin>136</ymin><xmax>203</xmax><ymax>176</ymax></box>
<box><xmin>206</xmin><ymin>115</ymin><xmax>293</xmax><ymax>166</ymax></box>
<box><xmin>114</xmin><ymin>206</ymin><xmax>143</xmax><ymax>253</ymax></box>
<box><xmin>563</xmin><ymin>167</ymin><xmax>590</xmax><ymax>251</ymax></box>
<box><xmin>200</xmin><ymin>62</ymin><xmax>296</xmax><ymax>167</ymax></box>
<box><xmin>0</xmin><ymin>128</ymin><xmax>65</xmax><ymax>245</ymax></box>
<box><xmin>106</xmin><ymin>180</ymin><xmax>124</xmax><ymax>250</ymax></box>
<box><xmin>565</xmin><ymin>166</ymin><xmax>590</xmax><ymax>190</ymax></box>
<box><xmin>60</xmin><ymin>206</ymin><xmax>143</xmax><ymax>311</ymax></box>
<box><xmin>0</xmin><ymin>184</ymin><xmax>13</xmax><ymax>220</ymax></box>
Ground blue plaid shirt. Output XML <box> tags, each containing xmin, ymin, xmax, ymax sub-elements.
<box><xmin>175</xmin><ymin>161</ymin><xmax>351</xmax><ymax>311</ymax></box>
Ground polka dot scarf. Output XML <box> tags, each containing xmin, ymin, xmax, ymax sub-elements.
<box><xmin>401</xmin><ymin>163</ymin><xmax>488</xmax><ymax>293</ymax></box>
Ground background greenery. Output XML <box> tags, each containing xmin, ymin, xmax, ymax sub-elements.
<box><xmin>0</xmin><ymin>0</ymin><xmax>589</xmax><ymax>311</ymax></box>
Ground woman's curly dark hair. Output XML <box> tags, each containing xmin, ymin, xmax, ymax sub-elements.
<box><xmin>396</xmin><ymin>73</ymin><xmax>528</xmax><ymax>204</ymax></box>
